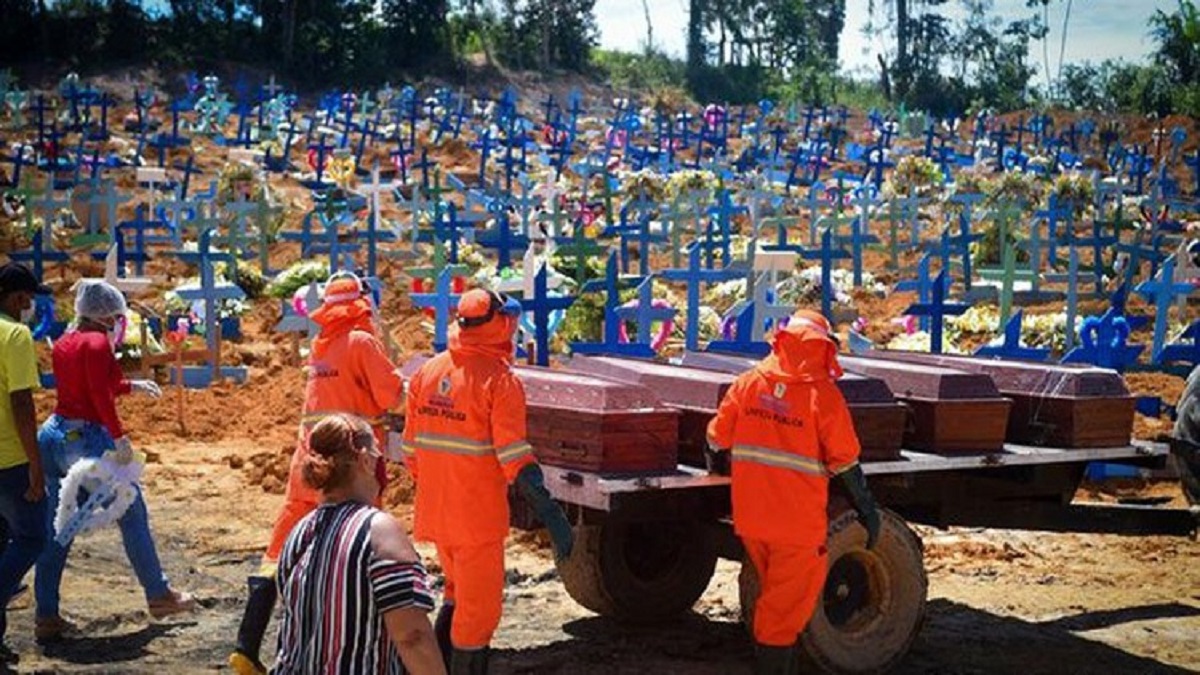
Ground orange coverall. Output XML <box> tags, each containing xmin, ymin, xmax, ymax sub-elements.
<box><xmin>264</xmin><ymin>287</ymin><xmax>403</xmax><ymax>562</ymax></box>
<box><xmin>707</xmin><ymin>311</ymin><xmax>861</xmax><ymax>647</ymax></box>
<box><xmin>403</xmin><ymin>315</ymin><xmax>536</xmax><ymax>649</ymax></box>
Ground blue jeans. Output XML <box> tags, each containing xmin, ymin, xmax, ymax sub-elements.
<box><xmin>35</xmin><ymin>416</ymin><xmax>170</xmax><ymax>619</ymax></box>
<box><xmin>0</xmin><ymin>462</ymin><xmax>49</xmax><ymax>640</ymax></box>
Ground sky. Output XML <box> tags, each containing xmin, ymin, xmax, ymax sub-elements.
<box><xmin>593</xmin><ymin>0</ymin><xmax>1177</xmax><ymax>84</ymax></box>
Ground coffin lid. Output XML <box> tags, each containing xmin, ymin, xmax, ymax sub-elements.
<box><xmin>862</xmin><ymin>352</ymin><xmax>1131</xmax><ymax>398</ymax></box>
<box><xmin>401</xmin><ymin>355</ymin><xmax>670</xmax><ymax>413</ymax></box>
<box><xmin>570</xmin><ymin>356</ymin><xmax>734</xmax><ymax>411</ymax></box>
<box><xmin>678</xmin><ymin>351</ymin><xmax>898</xmax><ymax>404</ymax></box>
<box><xmin>840</xmin><ymin>355</ymin><xmax>1003</xmax><ymax>400</ymax></box>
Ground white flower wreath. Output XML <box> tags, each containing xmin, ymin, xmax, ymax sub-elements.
<box><xmin>53</xmin><ymin>453</ymin><xmax>144</xmax><ymax>547</ymax></box>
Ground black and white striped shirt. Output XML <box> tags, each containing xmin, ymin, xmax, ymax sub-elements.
<box><xmin>272</xmin><ymin>501</ymin><xmax>435</xmax><ymax>674</ymax></box>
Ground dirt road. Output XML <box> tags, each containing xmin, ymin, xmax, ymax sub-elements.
<box><xmin>5</xmin><ymin>439</ymin><xmax>1198</xmax><ymax>674</ymax></box>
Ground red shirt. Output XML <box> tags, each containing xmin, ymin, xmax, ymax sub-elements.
<box><xmin>52</xmin><ymin>330</ymin><xmax>131</xmax><ymax>439</ymax></box>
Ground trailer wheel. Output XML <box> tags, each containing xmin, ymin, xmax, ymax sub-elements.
<box><xmin>739</xmin><ymin>510</ymin><xmax>926</xmax><ymax>674</ymax></box>
<box><xmin>557</xmin><ymin>519</ymin><xmax>718</xmax><ymax>622</ymax></box>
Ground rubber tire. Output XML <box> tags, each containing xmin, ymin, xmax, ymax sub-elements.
<box><xmin>556</xmin><ymin>519</ymin><xmax>718</xmax><ymax>623</ymax></box>
<box><xmin>739</xmin><ymin>509</ymin><xmax>927</xmax><ymax>674</ymax></box>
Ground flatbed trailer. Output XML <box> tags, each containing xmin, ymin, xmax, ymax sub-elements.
<box><xmin>525</xmin><ymin>440</ymin><xmax>1195</xmax><ymax>673</ymax></box>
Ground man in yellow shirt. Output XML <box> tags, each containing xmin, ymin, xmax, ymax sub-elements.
<box><xmin>0</xmin><ymin>262</ymin><xmax>49</xmax><ymax>665</ymax></box>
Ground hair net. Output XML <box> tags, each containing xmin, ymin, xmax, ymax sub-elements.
<box><xmin>74</xmin><ymin>281</ymin><xmax>128</xmax><ymax>321</ymax></box>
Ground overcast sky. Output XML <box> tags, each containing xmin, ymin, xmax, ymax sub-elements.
<box><xmin>593</xmin><ymin>0</ymin><xmax>1177</xmax><ymax>84</ymax></box>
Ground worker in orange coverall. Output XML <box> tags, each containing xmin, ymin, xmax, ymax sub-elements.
<box><xmin>404</xmin><ymin>289</ymin><xmax>574</xmax><ymax>675</ymax></box>
<box><xmin>706</xmin><ymin>309</ymin><xmax>881</xmax><ymax>675</ymax></box>
<box><xmin>230</xmin><ymin>272</ymin><xmax>404</xmax><ymax>675</ymax></box>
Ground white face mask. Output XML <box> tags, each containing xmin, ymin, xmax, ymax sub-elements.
<box><xmin>19</xmin><ymin>304</ymin><xmax>35</xmax><ymax>324</ymax></box>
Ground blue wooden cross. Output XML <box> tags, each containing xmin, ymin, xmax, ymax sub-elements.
<box><xmin>863</xmin><ymin>144</ymin><xmax>893</xmax><ymax>190</ymax></box>
<box><xmin>1187</xmin><ymin>149</ymin><xmax>1200</xmax><ymax>196</ymax></box>
<box><xmin>834</xmin><ymin>216</ymin><xmax>879</xmax><ymax>288</ymax></box>
<box><xmin>974</xmin><ymin>310</ymin><xmax>1051</xmax><ymax>361</ymax></box>
<box><xmin>570</xmin><ymin>252</ymin><xmax>657</xmax><ymax>358</ymax></box>
<box><xmin>661</xmin><ymin>242</ymin><xmax>743</xmax><ymax>351</ymax></box>
<box><xmin>476</xmin><ymin>211</ymin><xmax>530</xmax><ymax>271</ymax></box>
<box><xmin>317</xmin><ymin>209</ymin><xmax>361</xmax><ymax>275</ymax></box>
<box><xmin>302</xmin><ymin>136</ymin><xmax>336</xmax><ymax>190</ymax></box>
<box><xmin>524</xmin><ymin>263</ymin><xmax>575</xmax><ymax>367</ymax></box>
<box><xmin>610</xmin><ymin>211</ymin><xmax>666</xmax><ymax>277</ymax></box>
<box><xmin>7</xmin><ymin>227</ymin><xmax>68</xmax><ymax>281</ymax></box>
<box><xmin>473</xmin><ymin>128</ymin><xmax>496</xmax><ymax>185</ymax></box>
<box><xmin>802</xmin><ymin>228</ymin><xmax>851</xmax><ymax>320</ymax></box>
<box><xmin>1061</xmin><ymin>308</ymin><xmax>1144</xmax><ymax>371</ymax></box>
<box><xmin>278</xmin><ymin>209</ymin><xmax>323</xmax><ymax>258</ymax></box>
<box><xmin>174</xmin><ymin>229</ymin><xmax>246</xmax><ymax>385</ymax></box>
<box><xmin>615</xmin><ymin>276</ymin><xmax>676</xmax><ymax>350</ymax></box>
<box><xmin>1036</xmin><ymin>195</ymin><xmax>1072</xmax><ymax>267</ymax></box>
<box><xmin>947</xmin><ymin>211</ymin><xmax>982</xmax><ymax>292</ymax></box>
<box><xmin>102</xmin><ymin>206</ymin><xmax>165</xmax><ymax>276</ymax></box>
<box><xmin>410</xmin><ymin>267</ymin><xmax>462</xmax><ymax>353</ymax></box>
<box><xmin>1158</xmin><ymin>321</ymin><xmax>1200</xmax><ymax>369</ymax></box>
<box><xmin>904</xmin><ymin>270</ymin><xmax>969</xmax><ymax>354</ymax></box>
<box><xmin>1074</xmin><ymin>218</ymin><xmax>1118</xmax><ymax>297</ymax></box>
<box><xmin>1116</xmin><ymin>229</ymin><xmax>1169</xmax><ymax>287</ymax></box>
<box><xmin>1134</xmin><ymin>258</ymin><xmax>1195</xmax><ymax>364</ymax></box>
<box><xmin>413</xmin><ymin>202</ymin><xmax>472</xmax><ymax>264</ymax></box>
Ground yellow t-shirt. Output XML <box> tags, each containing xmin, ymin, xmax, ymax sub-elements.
<box><xmin>0</xmin><ymin>312</ymin><xmax>39</xmax><ymax>469</ymax></box>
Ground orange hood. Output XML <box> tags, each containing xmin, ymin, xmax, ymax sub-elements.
<box><xmin>310</xmin><ymin>297</ymin><xmax>377</xmax><ymax>359</ymax></box>
<box><xmin>758</xmin><ymin>311</ymin><xmax>842</xmax><ymax>383</ymax></box>
<box><xmin>448</xmin><ymin>314</ymin><xmax>517</xmax><ymax>362</ymax></box>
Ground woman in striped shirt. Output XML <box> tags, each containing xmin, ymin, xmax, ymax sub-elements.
<box><xmin>272</xmin><ymin>414</ymin><xmax>444</xmax><ymax>675</ymax></box>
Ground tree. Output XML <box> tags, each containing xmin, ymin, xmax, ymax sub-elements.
<box><xmin>1149</xmin><ymin>0</ymin><xmax>1200</xmax><ymax>115</ymax></box>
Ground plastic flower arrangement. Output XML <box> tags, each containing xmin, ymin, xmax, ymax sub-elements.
<box><xmin>886</xmin><ymin>155</ymin><xmax>943</xmax><ymax>199</ymax></box>
<box><xmin>266</xmin><ymin>260</ymin><xmax>329</xmax><ymax>299</ymax></box>
<box><xmin>1049</xmin><ymin>173</ymin><xmax>1096</xmax><ymax>219</ymax></box>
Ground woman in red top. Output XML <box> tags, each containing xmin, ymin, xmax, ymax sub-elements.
<box><xmin>34</xmin><ymin>281</ymin><xmax>193</xmax><ymax>641</ymax></box>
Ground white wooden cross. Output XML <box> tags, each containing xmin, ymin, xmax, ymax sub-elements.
<box><xmin>356</xmin><ymin>163</ymin><xmax>404</xmax><ymax>240</ymax></box>
<box><xmin>136</xmin><ymin>166</ymin><xmax>169</xmax><ymax>216</ymax></box>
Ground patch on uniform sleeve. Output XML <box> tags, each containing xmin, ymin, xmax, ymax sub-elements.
<box><xmin>773</xmin><ymin>382</ymin><xmax>787</xmax><ymax>399</ymax></box>
<box><xmin>438</xmin><ymin>376</ymin><xmax>452</xmax><ymax>396</ymax></box>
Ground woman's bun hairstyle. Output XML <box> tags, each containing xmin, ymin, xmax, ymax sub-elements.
<box><xmin>303</xmin><ymin>414</ymin><xmax>374</xmax><ymax>491</ymax></box>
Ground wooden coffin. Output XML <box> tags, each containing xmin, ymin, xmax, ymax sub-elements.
<box><xmin>400</xmin><ymin>356</ymin><xmax>679</xmax><ymax>473</ymax></box>
<box><xmin>862</xmin><ymin>352</ymin><xmax>1135</xmax><ymax>448</ymax></box>
<box><xmin>677</xmin><ymin>352</ymin><xmax>907</xmax><ymax>461</ymax></box>
<box><xmin>570</xmin><ymin>356</ymin><xmax>734</xmax><ymax>467</ymax></box>
<box><xmin>839</xmin><ymin>355</ymin><xmax>1011</xmax><ymax>454</ymax></box>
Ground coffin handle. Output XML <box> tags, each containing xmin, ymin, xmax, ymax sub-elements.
<box><xmin>557</xmin><ymin>441</ymin><xmax>589</xmax><ymax>458</ymax></box>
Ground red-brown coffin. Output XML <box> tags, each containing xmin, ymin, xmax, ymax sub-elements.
<box><xmin>838</xmin><ymin>355</ymin><xmax>1012</xmax><ymax>454</ymax></box>
<box><xmin>860</xmin><ymin>352</ymin><xmax>1135</xmax><ymax>448</ymax></box>
<box><xmin>401</xmin><ymin>356</ymin><xmax>679</xmax><ymax>473</ymax></box>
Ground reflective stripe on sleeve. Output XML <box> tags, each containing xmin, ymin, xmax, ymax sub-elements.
<box><xmin>495</xmin><ymin>440</ymin><xmax>534</xmax><ymax>465</ymax></box>
<box><xmin>731</xmin><ymin>444</ymin><xmax>826</xmax><ymax>476</ymax></box>
<box><xmin>828</xmin><ymin>460</ymin><xmax>859</xmax><ymax>476</ymax></box>
<box><xmin>411</xmin><ymin>432</ymin><xmax>494</xmax><ymax>457</ymax></box>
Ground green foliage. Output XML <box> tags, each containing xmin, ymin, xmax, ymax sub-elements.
<box><xmin>556</xmin><ymin>290</ymin><xmax>607</xmax><ymax>345</ymax></box>
<box><xmin>590</xmin><ymin>49</ymin><xmax>686</xmax><ymax>91</ymax></box>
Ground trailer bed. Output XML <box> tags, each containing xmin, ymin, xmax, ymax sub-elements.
<box><xmin>542</xmin><ymin>441</ymin><xmax>1171</xmax><ymax>511</ymax></box>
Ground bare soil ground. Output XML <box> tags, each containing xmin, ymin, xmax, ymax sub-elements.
<box><xmin>2</xmin><ymin>434</ymin><xmax>1195</xmax><ymax>674</ymax></box>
